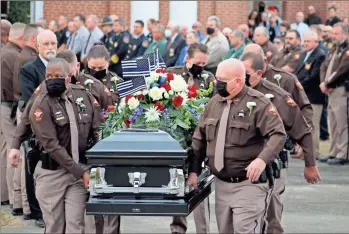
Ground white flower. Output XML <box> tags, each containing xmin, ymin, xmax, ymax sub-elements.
<box><xmin>149</xmin><ymin>87</ymin><xmax>164</xmax><ymax>101</ymax></box>
<box><xmin>164</xmin><ymin>92</ymin><xmax>170</xmax><ymax>99</ymax></box>
<box><xmin>169</xmin><ymin>75</ymin><xmax>188</xmax><ymax>92</ymax></box>
<box><xmin>246</xmin><ymin>102</ymin><xmax>257</xmax><ymax>116</ymax></box>
<box><xmin>134</xmin><ymin>91</ymin><xmax>142</xmax><ymax>96</ymax></box>
<box><xmin>160</xmin><ymin>87</ymin><xmax>167</xmax><ymax>94</ymax></box>
<box><xmin>76</xmin><ymin>97</ymin><xmax>83</xmax><ymax>104</ymax></box>
<box><xmin>145</xmin><ymin>77</ymin><xmax>153</xmax><ymax>89</ymax></box>
<box><xmin>274</xmin><ymin>74</ymin><xmax>281</xmax><ymax>86</ymax></box>
<box><xmin>150</xmin><ymin>71</ymin><xmax>160</xmax><ymax>82</ymax></box>
<box><xmin>168</xmin><ymin>90</ymin><xmax>174</xmax><ymax>96</ymax></box>
<box><xmin>142</xmin><ymin>89</ymin><xmax>149</xmax><ymax>96</ymax></box>
<box><xmin>145</xmin><ymin>106</ymin><xmax>161</xmax><ymax>123</ymax></box>
<box><xmin>202</xmin><ymin>74</ymin><xmax>209</xmax><ymax>79</ymax></box>
<box><xmin>84</xmin><ymin>79</ymin><xmax>94</xmax><ymax>86</ymax></box>
<box><xmin>118</xmin><ymin>98</ymin><xmax>126</xmax><ymax>112</ymax></box>
<box><xmin>127</xmin><ymin>97</ymin><xmax>140</xmax><ymax>110</ymax></box>
<box><xmin>111</xmin><ymin>76</ymin><xmax>119</xmax><ymax>82</ymax></box>
<box><xmin>265</xmin><ymin>93</ymin><xmax>274</xmax><ymax>99</ymax></box>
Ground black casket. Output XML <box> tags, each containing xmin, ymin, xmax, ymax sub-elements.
<box><xmin>86</xmin><ymin>129</ymin><xmax>214</xmax><ymax>216</ymax></box>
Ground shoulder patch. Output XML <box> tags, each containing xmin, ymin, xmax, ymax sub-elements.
<box><xmin>93</xmin><ymin>97</ymin><xmax>100</xmax><ymax>107</ymax></box>
<box><xmin>295</xmin><ymin>79</ymin><xmax>303</xmax><ymax>90</ymax></box>
<box><xmin>286</xmin><ymin>95</ymin><xmax>297</xmax><ymax>107</ymax></box>
<box><xmin>104</xmin><ymin>86</ymin><xmax>112</xmax><ymax>96</ymax></box>
<box><xmin>267</xmin><ymin>104</ymin><xmax>279</xmax><ymax>117</ymax></box>
<box><xmin>142</xmin><ymin>40</ymin><xmax>149</xmax><ymax>48</ymax></box>
<box><xmin>123</xmin><ymin>36</ymin><xmax>130</xmax><ymax>44</ymax></box>
<box><xmin>34</xmin><ymin>85</ymin><xmax>41</xmax><ymax>95</ymax></box>
<box><xmin>34</xmin><ymin>108</ymin><xmax>43</xmax><ymax>121</ymax></box>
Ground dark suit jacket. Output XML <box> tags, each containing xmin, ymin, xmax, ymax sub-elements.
<box><xmin>163</xmin><ymin>34</ymin><xmax>186</xmax><ymax>67</ymax></box>
<box><xmin>294</xmin><ymin>46</ymin><xmax>326</xmax><ymax>104</ymax></box>
<box><xmin>20</xmin><ymin>56</ymin><xmax>46</xmax><ymax>104</ymax></box>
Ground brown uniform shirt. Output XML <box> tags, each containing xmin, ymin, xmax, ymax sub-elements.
<box><xmin>77</xmin><ymin>72</ymin><xmax>113</xmax><ymax>110</ymax></box>
<box><xmin>320</xmin><ymin>41</ymin><xmax>349</xmax><ymax>88</ymax></box>
<box><xmin>262</xmin><ymin>41</ymin><xmax>281</xmax><ymax>65</ymax></box>
<box><xmin>254</xmin><ymin>79</ymin><xmax>316</xmax><ymax>167</ymax></box>
<box><xmin>29</xmin><ymin>84</ymin><xmax>102</xmax><ymax>179</ymax></box>
<box><xmin>264</xmin><ymin>64</ymin><xmax>313</xmax><ymax>129</ymax></box>
<box><xmin>13</xmin><ymin>46</ymin><xmax>38</xmax><ymax>101</ymax></box>
<box><xmin>190</xmin><ymin>86</ymin><xmax>286</xmax><ymax>178</ymax></box>
<box><xmin>1</xmin><ymin>42</ymin><xmax>22</xmax><ymax>101</ymax></box>
<box><xmin>165</xmin><ymin>65</ymin><xmax>215</xmax><ymax>90</ymax></box>
<box><xmin>99</xmin><ymin>71</ymin><xmax>124</xmax><ymax>104</ymax></box>
<box><xmin>270</xmin><ymin>46</ymin><xmax>303</xmax><ymax>71</ymax></box>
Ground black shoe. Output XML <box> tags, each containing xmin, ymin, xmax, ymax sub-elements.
<box><xmin>1</xmin><ymin>200</ymin><xmax>10</xmax><ymax>205</ymax></box>
<box><xmin>23</xmin><ymin>213</ymin><xmax>36</xmax><ymax>220</ymax></box>
<box><xmin>318</xmin><ymin>156</ymin><xmax>335</xmax><ymax>163</ymax></box>
<box><xmin>11</xmin><ymin>208</ymin><xmax>23</xmax><ymax>216</ymax></box>
<box><xmin>327</xmin><ymin>158</ymin><xmax>349</xmax><ymax>165</ymax></box>
<box><xmin>35</xmin><ymin>218</ymin><xmax>45</xmax><ymax>228</ymax></box>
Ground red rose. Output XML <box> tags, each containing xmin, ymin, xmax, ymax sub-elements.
<box><xmin>154</xmin><ymin>101</ymin><xmax>164</xmax><ymax>111</ymax></box>
<box><xmin>136</xmin><ymin>94</ymin><xmax>144</xmax><ymax>100</ymax></box>
<box><xmin>125</xmin><ymin>94</ymin><xmax>133</xmax><ymax>103</ymax></box>
<box><xmin>188</xmin><ymin>84</ymin><xmax>197</xmax><ymax>98</ymax></box>
<box><xmin>167</xmin><ymin>72</ymin><xmax>174</xmax><ymax>81</ymax></box>
<box><xmin>107</xmin><ymin>105</ymin><xmax>115</xmax><ymax>112</ymax></box>
<box><xmin>160</xmin><ymin>83</ymin><xmax>171</xmax><ymax>91</ymax></box>
<box><xmin>155</xmin><ymin>68</ymin><xmax>165</xmax><ymax>73</ymax></box>
<box><xmin>172</xmin><ymin>96</ymin><xmax>184</xmax><ymax>108</ymax></box>
<box><xmin>124</xmin><ymin>118</ymin><xmax>130</xmax><ymax>128</ymax></box>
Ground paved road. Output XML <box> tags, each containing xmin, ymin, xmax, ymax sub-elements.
<box><xmin>1</xmin><ymin>158</ymin><xmax>349</xmax><ymax>233</ymax></box>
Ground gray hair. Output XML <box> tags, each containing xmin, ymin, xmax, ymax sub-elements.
<box><xmin>9</xmin><ymin>22</ymin><xmax>26</xmax><ymax>38</ymax></box>
<box><xmin>304</xmin><ymin>31</ymin><xmax>318</xmax><ymax>41</ymax></box>
<box><xmin>115</xmin><ymin>18</ymin><xmax>126</xmax><ymax>27</ymax></box>
<box><xmin>155</xmin><ymin>24</ymin><xmax>165</xmax><ymax>34</ymax></box>
<box><xmin>88</xmin><ymin>15</ymin><xmax>99</xmax><ymax>24</ymax></box>
<box><xmin>333</xmin><ymin>22</ymin><xmax>349</xmax><ymax>35</ymax></box>
<box><xmin>255</xmin><ymin>26</ymin><xmax>269</xmax><ymax>39</ymax></box>
<box><xmin>208</xmin><ymin>16</ymin><xmax>221</xmax><ymax>27</ymax></box>
<box><xmin>232</xmin><ymin>30</ymin><xmax>245</xmax><ymax>40</ymax></box>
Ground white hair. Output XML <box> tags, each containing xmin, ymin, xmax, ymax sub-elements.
<box><xmin>88</xmin><ymin>15</ymin><xmax>99</xmax><ymax>24</ymax></box>
<box><xmin>208</xmin><ymin>16</ymin><xmax>221</xmax><ymax>27</ymax></box>
<box><xmin>9</xmin><ymin>23</ymin><xmax>26</xmax><ymax>38</ymax></box>
<box><xmin>304</xmin><ymin>31</ymin><xmax>318</xmax><ymax>41</ymax></box>
<box><xmin>255</xmin><ymin>26</ymin><xmax>269</xmax><ymax>39</ymax></box>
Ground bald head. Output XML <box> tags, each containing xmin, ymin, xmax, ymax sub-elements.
<box><xmin>218</xmin><ymin>58</ymin><xmax>246</xmax><ymax>81</ymax></box>
<box><xmin>37</xmin><ymin>30</ymin><xmax>58</xmax><ymax>61</ymax></box>
<box><xmin>243</xmin><ymin>44</ymin><xmax>265</xmax><ymax>57</ymax></box>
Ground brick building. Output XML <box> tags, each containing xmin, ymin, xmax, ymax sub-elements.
<box><xmin>33</xmin><ymin>1</ymin><xmax>349</xmax><ymax>30</ymax></box>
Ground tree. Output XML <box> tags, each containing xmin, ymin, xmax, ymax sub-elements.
<box><xmin>7</xmin><ymin>1</ymin><xmax>30</xmax><ymax>24</ymax></box>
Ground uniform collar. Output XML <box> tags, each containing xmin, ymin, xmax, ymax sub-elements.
<box><xmin>219</xmin><ymin>85</ymin><xmax>249</xmax><ymax>105</ymax></box>
<box><xmin>24</xmin><ymin>45</ymin><xmax>38</xmax><ymax>54</ymax></box>
<box><xmin>7</xmin><ymin>41</ymin><xmax>22</xmax><ymax>51</ymax></box>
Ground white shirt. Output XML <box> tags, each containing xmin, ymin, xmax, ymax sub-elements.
<box><xmin>39</xmin><ymin>54</ymin><xmax>48</xmax><ymax>67</ymax></box>
<box><xmin>304</xmin><ymin>48</ymin><xmax>315</xmax><ymax>62</ymax></box>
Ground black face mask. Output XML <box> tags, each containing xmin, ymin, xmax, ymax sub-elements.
<box><xmin>216</xmin><ymin>80</ymin><xmax>230</xmax><ymax>97</ymax></box>
<box><xmin>206</xmin><ymin>27</ymin><xmax>215</xmax><ymax>35</ymax></box>
<box><xmin>189</xmin><ymin>64</ymin><xmax>204</xmax><ymax>77</ymax></box>
<box><xmin>259</xmin><ymin>5</ymin><xmax>265</xmax><ymax>12</ymax></box>
<box><xmin>245</xmin><ymin>73</ymin><xmax>251</xmax><ymax>87</ymax></box>
<box><xmin>46</xmin><ymin>79</ymin><xmax>66</xmax><ymax>97</ymax></box>
<box><xmin>87</xmin><ymin>67</ymin><xmax>107</xmax><ymax>80</ymax></box>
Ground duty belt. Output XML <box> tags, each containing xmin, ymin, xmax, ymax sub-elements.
<box><xmin>279</xmin><ymin>149</ymin><xmax>289</xmax><ymax>168</ymax></box>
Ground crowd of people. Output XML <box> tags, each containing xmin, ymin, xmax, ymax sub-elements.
<box><xmin>0</xmin><ymin>2</ymin><xmax>347</xmax><ymax>234</ymax></box>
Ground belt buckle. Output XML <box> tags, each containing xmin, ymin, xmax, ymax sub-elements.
<box><xmin>230</xmin><ymin>177</ymin><xmax>239</xmax><ymax>183</ymax></box>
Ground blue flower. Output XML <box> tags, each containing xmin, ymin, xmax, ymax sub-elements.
<box><xmin>158</xmin><ymin>76</ymin><xmax>167</xmax><ymax>85</ymax></box>
<box><xmin>151</xmin><ymin>83</ymin><xmax>160</xmax><ymax>88</ymax></box>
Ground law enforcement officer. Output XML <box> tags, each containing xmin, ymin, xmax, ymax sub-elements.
<box><xmin>187</xmin><ymin>58</ymin><xmax>286</xmax><ymax>234</ymax></box>
<box><xmin>125</xmin><ymin>20</ymin><xmax>149</xmax><ymax>60</ymax></box>
<box><xmin>166</xmin><ymin>42</ymin><xmax>214</xmax><ymax>234</ymax></box>
<box><xmin>241</xmin><ymin>52</ymin><xmax>321</xmax><ymax>234</ymax></box>
<box><xmin>109</xmin><ymin>19</ymin><xmax>131</xmax><ymax>78</ymax></box>
<box><xmin>1</xmin><ymin>19</ymin><xmax>12</xmax><ymax>48</ymax></box>
<box><xmin>84</xmin><ymin>43</ymin><xmax>124</xmax><ymax>106</ymax></box>
<box><xmin>254</xmin><ymin>26</ymin><xmax>281</xmax><ymax>65</ymax></box>
<box><xmin>146</xmin><ymin>18</ymin><xmax>157</xmax><ymax>43</ymax></box>
<box><xmin>270</xmin><ymin>29</ymin><xmax>303</xmax><ymax>73</ymax></box>
<box><xmin>144</xmin><ymin>24</ymin><xmax>168</xmax><ymax>58</ymax></box>
<box><xmin>319</xmin><ymin>23</ymin><xmax>349</xmax><ymax>165</ymax></box>
<box><xmin>29</xmin><ymin>58</ymin><xmax>101</xmax><ymax>233</ymax></box>
<box><xmin>100</xmin><ymin>16</ymin><xmax>115</xmax><ymax>53</ymax></box>
<box><xmin>243</xmin><ymin>44</ymin><xmax>314</xmax><ymax>130</ymax></box>
<box><xmin>1</xmin><ymin>22</ymin><xmax>25</xmax><ymax>212</ymax></box>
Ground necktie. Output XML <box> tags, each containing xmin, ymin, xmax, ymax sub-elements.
<box><xmin>69</xmin><ymin>33</ymin><xmax>76</xmax><ymax>50</ymax></box>
<box><xmin>214</xmin><ymin>100</ymin><xmax>232</xmax><ymax>171</ymax></box>
<box><xmin>62</xmin><ymin>95</ymin><xmax>79</xmax><ymax>163</ymax></box>
<box><xmin>84</xmin><ymin>32</ymin><xmax>92</xmax><ymax>54</ymax></box>
<box><xmin>325</xmin><ymin>47</ymin><xmax>338</xmax><ymax>82</ymax></box>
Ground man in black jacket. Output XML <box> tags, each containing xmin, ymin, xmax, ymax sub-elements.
<box><xmin>163</xmin><ymin>23</ymin><xmax>186</xmax><ymax>67</ymax></box>
<box><xmin>325</xmin><ymin>6</ymin><xmax>341</xmax><ymax>26</ymax></box>
<box><xmin>305</xmin><ymin>6</ymin><xmax>322</xmax><ymax>26</ymax></box>
<box><xmin>294</xmin><ymin>31</ymin><xmax>326</xmax><ymax>159</ymax></box>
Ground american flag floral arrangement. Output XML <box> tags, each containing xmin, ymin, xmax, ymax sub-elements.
<box><xmin>101</xmin><ymin>68</ymin><xmax>214</xmax><ymax>150</ymax></box>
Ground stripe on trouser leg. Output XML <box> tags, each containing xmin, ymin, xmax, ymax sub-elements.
<box><xmin>204</xmin><ymin>197</ymin><xmax>210</xmax><ymax>233</ymax></box>
<box><xmin>257</xmin><ymin>186</ymin><xmax>273</xmax><ymax>234</ymax></box>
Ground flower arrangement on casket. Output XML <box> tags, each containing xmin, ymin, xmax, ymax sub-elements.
<box><xmin>101</xmin><ymin>68</ymin><xmax>214</xmax><ymax>150</ymax></box>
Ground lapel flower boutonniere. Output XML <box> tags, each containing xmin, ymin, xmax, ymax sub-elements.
<box><xmin>274</xmin><ymin>74</ymin><xmax>281</xmax><ymax>87</ymax></box>
<box><xmin>111</xmin><ymin>76</ymin><xmax>119</xmax><ymax>91</ymax></box>
<box><xmin>246</xmin><ymin>102</ymin><xmax>256</xmax><ymax>116</ymax></box>
<box><xmin>265</xmin><ymin>93</ymin><xmax>275</xmax><ymax>100</ymax></box>
<box><xmin>76</xmin><ymin>97</ymin><xmax>86</xmax><ymax>112</ymax></box>
<box><xmin>84</xmin><ymin>79</ymin><xmax>94</xmax><ymax>92</ymax></box>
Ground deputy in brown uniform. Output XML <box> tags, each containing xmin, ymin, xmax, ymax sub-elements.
<box><xmin>187</xmin><ymin>58</ymin><xmax>286</xmax><ymax>234</ymax></box>
<box><xmin>270</xmin><ymin>29</ymin><xmax>303</xmax><ymax>73</ymax></box>
<box><xmin>84</xmin><ymin>43</ymin><xmax>124</xmax><ymax>105</ymax></box>
<box><xmin>243</xmin><ymin>44</ymin><xmax>314</xmax><ymax>130</ymax></box>
<box><xmin>56</xmin><ymin>49</ymin><xmax>113</xmax><ymax>111</ymax></box>
<box><xmin>319</xmin><ymin>23</ymin><xmax>349</xmax><ymax>165</ymax></box>
<box><xmin>1</xmin><ymin>22</ymin><xmax>25</xmax><ymax>212</ymax></box>
<box><xmin>241</xmin><ymin>52</ymin><xmax>321</xmax><ymax>234</ymax></box>
<box><xmin>166</xmin><ymin>43</ymin><xmax>214</xmax><ymax>234</ymax></box>
<box><xmin>1</xmin><ymin>19</ymin><xmax>12</xmax><ymax>48</ymax></box>
<box><xmin>29</xmin><ymin>58</ymin><xmax>101</xmax><ymax>233</ymax></box>
<box><xmin>253</xmin><ymin>26</ymin><xmax>281</xmax><ymax>65</ymax></box>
